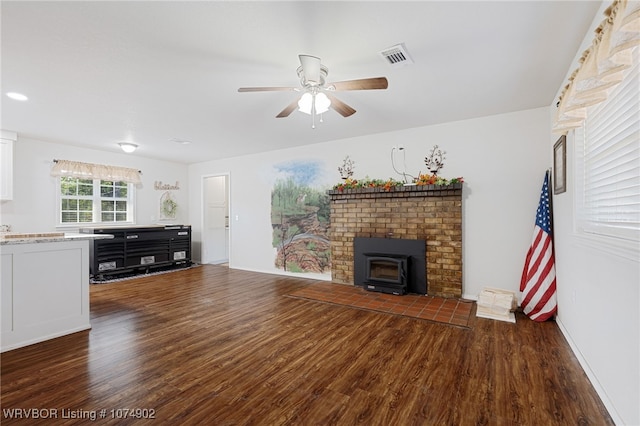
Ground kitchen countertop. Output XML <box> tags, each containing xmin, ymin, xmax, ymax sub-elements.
<box><xmin>0</xmin><ymin>232</ymin><xmax>114</xmax><ymax>245</ymax></box>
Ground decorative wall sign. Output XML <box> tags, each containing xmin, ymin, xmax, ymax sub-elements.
<box><xmin>155</xmin><ymin>181</ymin><xmax>180</xmax><ymax>191</ymax></box>
<box><xmin>553</xmin><ymin>135</ymin><xmax>566</xmax><ymax>194</ymax></box>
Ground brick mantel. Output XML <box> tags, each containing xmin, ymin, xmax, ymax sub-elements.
<box><xmin>327</xmin><ymin>183</ymin><xmax>463</xmax><ymax>198</ymax></box>
<box><xmin>328</xmin><ymin>183</ymin><xmax>463</xmax><ymax>298</ymax></box>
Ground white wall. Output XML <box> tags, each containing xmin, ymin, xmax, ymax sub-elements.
<box><xmin>0</xmin><ymin>137</ymin><xmax>188</xmax><ymax>233</ymax></box>
<box><xmin>188</xmin><ymin>106</ymin><xmax>550</xmax><ymax>297</ymax></box>
<box><xmin>553</xmin><ymin>133</ymin><xmax>638</xmax><ymax>424</ymax></box>
<box><xmin>550</xmin><ymin>2</ymin><xmax>639</xmax><ymax>424</ymax></box>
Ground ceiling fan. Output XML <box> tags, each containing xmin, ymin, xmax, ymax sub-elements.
<box><xmin>238</xmin><ymin>54</ymin><xmax>388</xmax><ymax>128</ymax></box>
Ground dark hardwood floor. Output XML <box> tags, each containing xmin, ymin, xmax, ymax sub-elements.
<box><xmin>1</xmin><ymin>265</ymin><xmax>613</xmax><ymax>425</ymax></box>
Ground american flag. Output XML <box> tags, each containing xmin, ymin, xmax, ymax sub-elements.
<box><xmin>520</xmin><ymin>171</ymin><xmax>557</xmax><ymax>321</ymax></box>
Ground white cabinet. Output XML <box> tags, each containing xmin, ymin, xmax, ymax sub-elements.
<box><xmin>0</xmin><ymin>239</ymin><xmax>91</xmax><ymax>352</ymax></box>
<box><xmin>0</xmin><ymin>130</ymin><xmax>16</xmax><ymax>201</ymax></box>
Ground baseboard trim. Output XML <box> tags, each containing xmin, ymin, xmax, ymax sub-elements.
<box><xmin>555</xmin><ymin>317</ymin><xmax>622</xmax><ymax>425</ymax></box>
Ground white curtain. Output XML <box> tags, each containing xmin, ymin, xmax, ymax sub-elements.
<box><xmin>50</xmin><ymin>159</ymin><xmax>142</xmax><ymax>185</ymax></box>
<box><xmin>553</xmin><ymin>0</ymin><xmax>640</xmax><ymax>134</ymax></box>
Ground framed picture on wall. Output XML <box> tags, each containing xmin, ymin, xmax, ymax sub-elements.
<box><xmin>553</xmin><ymin>135</ymin><xmax>566</xmax><ymax>194</ymax></box>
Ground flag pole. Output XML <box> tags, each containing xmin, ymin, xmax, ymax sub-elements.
<box><xmin>547</xmin><ymin>168</ymin><xmax>557</xmax><ymax>323</ymax></box>
<box><xmin>547</xmin><ymin>168</ymin><xmax>555</xmax><ymax>249</ymax></box>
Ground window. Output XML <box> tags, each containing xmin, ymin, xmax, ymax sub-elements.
<box><xmin>59</xmin><ymin>177</ymin><xmax>135</xmax><ymax>225</ymax></box>
<box><xmin>574</xmin><ymin>46</ymin><xmax>640</xmax><ymax>244</ymax></box>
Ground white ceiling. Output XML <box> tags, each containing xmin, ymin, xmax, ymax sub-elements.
<box><xmin>1</xmin><ymin>1</ymin><xmax>601</xmax><ymax>164</ymax></box>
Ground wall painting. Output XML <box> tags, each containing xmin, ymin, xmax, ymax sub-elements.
<box><xmin>271</xmin><ymin>161</ymin><xmax>330</xmax><ymax>275</ymax></box>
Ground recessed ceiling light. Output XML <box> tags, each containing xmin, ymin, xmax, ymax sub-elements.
<box><xmin>6</xmin><ymin>92</ymin><xmax>28</xmax><ymax>101</ymax></box>
<box><xmin>170</xmin><ymin>138</ymin><xmax>191</xmax><ymax>145</ymax></box>
<box><xmin>118</xmin><ymin>142</ymin><xmax>138</xmax><ymax>153</ymax></box>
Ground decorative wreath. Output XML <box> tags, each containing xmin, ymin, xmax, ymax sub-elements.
<box><xmin>160</xmin><ymin>192</ymin><xmax>178</xmax><ymax>218</ymax></box>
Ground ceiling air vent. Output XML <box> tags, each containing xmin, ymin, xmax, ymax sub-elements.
<box><xmin>379</xmin><ymin>43</ymin><xmax>414</xmax><ymax>67</ymax></box>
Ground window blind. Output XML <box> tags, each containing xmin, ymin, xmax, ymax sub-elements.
<box><xmin>575</xmin><ymin>45</ymin><xmax>640</xmax><ymax>242</ymax></box>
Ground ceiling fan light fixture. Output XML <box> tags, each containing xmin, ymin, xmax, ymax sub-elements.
<box><xmin>297</xmin><ymin>93</ymin><xmax>312</xmax><ymax>114</ymax></box>
<box><xmin>315</xmin><ymin>92</ymin><xmax>331</xmax><ymax>114</ymax></box>
<box><xmin>298</xmin><ymin>92</ymin><xmax>331</xmax><ymax>115</ymax></box>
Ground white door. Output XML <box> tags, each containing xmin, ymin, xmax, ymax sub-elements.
<box><xmin>202</xmin><ymin>175</ymin><xmax>229</xmax><ymax>264</ymax></box>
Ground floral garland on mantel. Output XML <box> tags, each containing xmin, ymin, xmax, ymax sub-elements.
<box><xmin>333</xmin><ymin>149</ymin><xmax>464</xmax><ymax>192</ymax></box>
<box><xmin>333</xmin><ymin>174</ymin><xmax>464</xmax><ymax>192</ymax></box>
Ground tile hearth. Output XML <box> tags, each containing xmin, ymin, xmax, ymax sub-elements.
<box><xmin>289</xmin><ymin>283</ymin><xmax>474</xmax><ymax>327</ymax></box>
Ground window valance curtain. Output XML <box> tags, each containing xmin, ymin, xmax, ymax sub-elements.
<box><xmin>50</xmin><ymin>159</ymin><xmax>142</xmax><ymax>185</ymax></box>
<box><xmin>553</xmin><ymin>0</ymin><xmax>640</xmax><ymax>134</ymax></box>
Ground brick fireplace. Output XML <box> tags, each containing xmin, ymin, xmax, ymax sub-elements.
<box><xmin>327</xmin><ymin>183</ymin><xmax>463</xmax><ymax>298</ymax></box>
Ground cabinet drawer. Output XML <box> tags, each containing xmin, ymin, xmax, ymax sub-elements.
<box><xmin>97</xmin><ymin>259</ymin><xmax>125</xmax><ymax>271</ymax></box>
<box><xmin>125</xmin><ymin>231</ymin><xmax>169</xmax><ymax>241</ymax></box>
<box><xmin>125</xmin><ymin>252</ymin><xmax>170</xmax><ymax>267</ymax></box>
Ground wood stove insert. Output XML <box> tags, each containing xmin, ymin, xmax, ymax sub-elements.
<box><xmin>354</xmin><ymin>237</ymin><xmax>426</xmax><ymax>295</ymax></box>
<box><xmin>363</xmin><ymin>253</ymin><xmax>410</xmax><ymax>295</ymax></box>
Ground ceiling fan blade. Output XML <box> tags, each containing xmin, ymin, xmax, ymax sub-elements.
<box><xmin>276</xmin><ymin>98</ymin><xmax>300</xmax><ymax>118</ymax></box>
<box><xmin>325</xmin><ymin>93</ymin><xmax>356</xmax><ymax>117</ymax></box>
<box><xmin>329</xmin><ymin>77</ymin><xmax>388</xmax><ymax>91</ymax></box>
<box><xmin>298</xmin><ymin>54</ymin><xmax>321</xmax><ymax>84</ymax></box>
<box><xmin>238</xmin><ymin>87</ymin><xmax>297</xmax><ymax>92</ymax></box>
